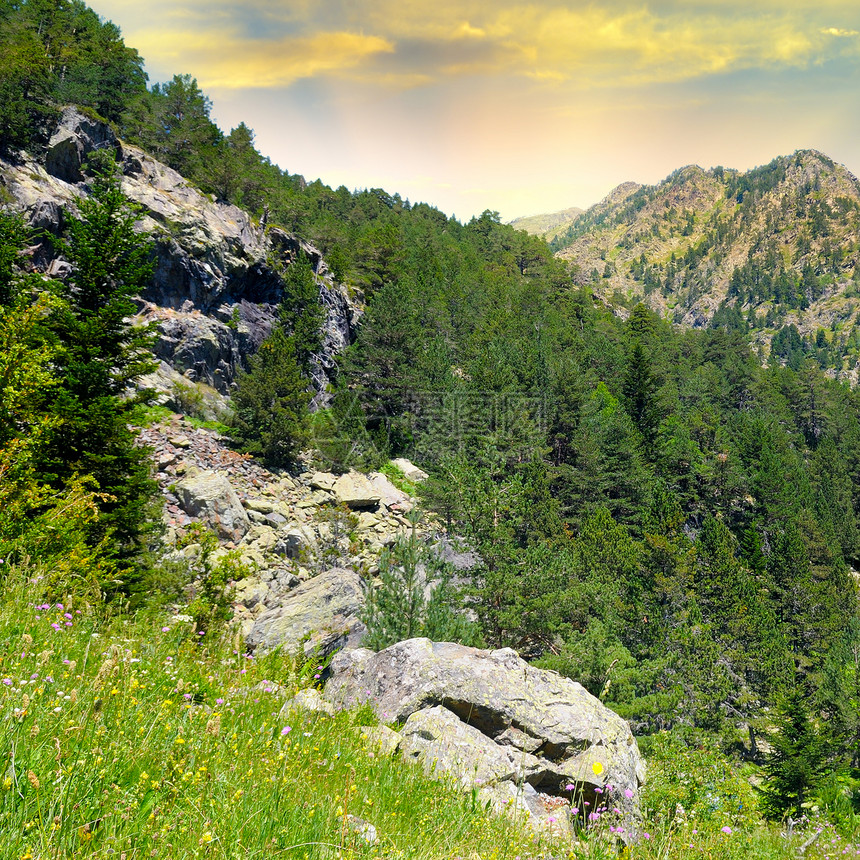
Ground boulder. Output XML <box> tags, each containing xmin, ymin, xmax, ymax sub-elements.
<box><xmin>278</xmin><ymin>526</ymin><xmax>316</xmax><ymax>559</ymax></box>
<box><xmin>357</xmin><ymin>724</ymin><xmax>402</xmax><ymax>756</ymax></box>
<box><xmin>325</xmin><ymin>638</ymin><xmax>645</xmax><ymax>829</ymax></box>
<box><xmin>390</xmin><ymin>458</ymin><xmax>429</xmax><ymax>482</ymax></box>
<box><xmin>246</xmin><ymin>567</ymin><xmax>366</xmax><ymax>658</ymax></box>
<box><xmin>310</xmin><ymin>472</ymin><xmax>337</xmax><ymax>491</ymax></box>
<box><xmin>368</xmin><ymin>472</ymin><xmax>413</xmax><ymax>511</ymax></box>
<box><xmin>281</xmin><ymin>687</ymin><xmax>335</xmax><ymax>717</ymax></box>
<box><xmin>175</xmin><ymin>468</ymin><xmax>251</xmax><ymax>542</ymax></box>
<box><xmin>332</xmin><ymin>472</ymin><xmax>381</xmax><ymax>509</ymax></box>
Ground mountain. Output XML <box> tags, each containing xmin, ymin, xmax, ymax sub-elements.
<box><xmin>549</xmin><ymin>152</ymin><xmax>860</xmax><ymax>377</ymax></box>
<box><xmin>508</xmin><ymin>205</ymin><xmax>584</xmax><ymax>240</ymax></box>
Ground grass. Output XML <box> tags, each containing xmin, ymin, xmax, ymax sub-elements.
<box><xmin>0</xmin><ymin>566</ymin><xmax>545</xmax><ymax>860</ymax></box>
<box><xmin>2</xmin><ymin>565</ymin><xmax>859</xmax><ymax>860</ymax></box>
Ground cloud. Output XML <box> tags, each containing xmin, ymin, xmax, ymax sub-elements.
<box><xmin>100</xmin><ymin>0</ymin><xmax>860</xmax><ymax>92</ymax></box>
<box><xmin>130</xmin><ymin>28</ymin><xmax>394</xmax><ymax>88</ymax></box>
<box><xmin>821</xmin><ymin>26</ymin><xmax>859</xmax><ymax>36</ymax></box>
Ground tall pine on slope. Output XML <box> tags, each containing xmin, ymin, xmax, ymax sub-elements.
<box><xmin>38</xmin><ymin>155</ymin><xmax>157</xmax><ymax>574</ymax></box>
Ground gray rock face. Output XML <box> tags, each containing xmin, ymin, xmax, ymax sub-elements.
<box><xmin>246</xmin><ymin>567</ymin><xmax>366</xmax><ymax>658</ymax></box>
<box><xmin>325</xmin><ymin>638</ymin><xmax>645</xmax><ymax>832</ymax></box>
<box><xmin>45</xmin><ymin>106</ymin><xmax>121</xmax><ymax>184</ymax></box>
<box><xmin>175</xmin><ymin>469</ymin><xmax>251</xmax><ymax>542</ymax></box>
<box><xmin>1</xmin><ymin>110</ymin><xmax>361</xmax><ymax>399</ymax></box>
<box><xmin>401</xmin><ymin>705</ymin><xmax>540</xmax><ymax>788</ymax></box>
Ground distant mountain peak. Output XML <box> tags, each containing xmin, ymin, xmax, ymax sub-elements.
<box><xmin>549</xmin><ymin>151</ymin><xmax>860</xmax><ymax>380</ymax></box>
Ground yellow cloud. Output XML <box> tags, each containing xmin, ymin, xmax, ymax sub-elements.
<box><xmin>131</xmin><ymin>28</ymin><xmax>394</xmax><ymax>88</ymax></box>
<box><xmin>453</xmin><ymin>21</ymin><xmax>486</xmax><ymax>39</ymax></box>
<box><xmin>102</xmin><ymin>0</ymin><xmax>860</xmax><ymax>92</ymax></box>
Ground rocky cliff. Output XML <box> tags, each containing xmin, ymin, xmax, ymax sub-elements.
<box><xmin>0</xmin><ymin>106</ymin><xmax>359</xmax><ymax>402</ymax></box>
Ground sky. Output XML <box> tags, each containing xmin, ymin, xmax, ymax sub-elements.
<box><xmin>91</xmin><ymin>0</ymin><xmax>860</xmax><ymax>222</ymax></box>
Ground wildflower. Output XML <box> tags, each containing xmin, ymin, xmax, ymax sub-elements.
<box><xmin>27</xmin><ymin>771</ymin><xmax>39</xmax><ymax>791</ymax></box>
<box><xmin>281</xmin><ymin>726</ymin><xmax>292</xmax><ymax>736</ymax></box>
<box><xmin>571</xmin><ymin>807</ymin><xmax>579</xmax><ymax>815</ymax></box>
<box><xmin>565</xmin><ymin>783</ymin><xmax>575</xmax><ymax>791</ymax></box>
<box><xmin>1</xmin><ymin>679</ymin><xmax>11</xmax><ymax>686</ymax></box>
<box><xmin>624</xmin><ymin>788</ymin><xmax>634</xmax><ymax>799</ymax></box>
<box><xmin>216</xmin><ymin>698</ymin><xmax>224</xmax><ymax>705</ymax></box>
<box><xmin>161</xmin><ymin>627</ymin><xmax>170</xmax><ymax>633</ymax></box>
<box><xmin>721</xmin><ymin>826</ymin><xmax>733</xmax><ymax>835</ymax></box>
<box><xmin>592</xmin><ymin>761</ymin><xmax>604</xmax><ymax>776</ymax></box>
<box><xmin>200</xmin><ymin>831</ymin><xmax>214</xmax><ymax>844</ymax></box>
<box><xmin>643</xmin><ymin>833</ymin><xmax>651</xmax><ymax>840</ymax></box>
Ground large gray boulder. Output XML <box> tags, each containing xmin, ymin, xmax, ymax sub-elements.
<box><xmin>325</xmin><ymin>638</ymin><xmax>645</xmax><ymax>833</ymax></box>
<box><xmin>401</xmin><ymin>705</ymin><xmax>542</xmax><ymax>788</ymax></box>
<box><xmin>246</xmin><ymin>567</ymin><xmax>366</xmax><ymax>658</ymax></box>
<box><xmin>175</xmin><ymin>468</ymin><xmax>251</xmax><ymax>542</ymax></box>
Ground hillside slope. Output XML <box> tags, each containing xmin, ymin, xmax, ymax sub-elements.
<box><xmin>550</xmin><ymin>152</ymin><xmax>860</xmax><ymax>375</ymax></box>
<box><xmin>0</xmin><ymin>106</ymin><xmax>359</xmax><ymax>404</ymax></box>
<box><xmin>508</xmin><ymin>205</ymin><xmax>584</xmax><ymax>240</ymax></box>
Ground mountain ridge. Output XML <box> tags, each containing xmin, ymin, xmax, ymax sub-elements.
<box><xmin>540</xmin><ymin>150</ymin><xmax>860</xmax><ymax>377</ymax></box>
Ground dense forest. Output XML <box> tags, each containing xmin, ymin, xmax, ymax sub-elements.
<box><xmin>5</xmin><ymin>0</ymin><xmax>860</xmax><ymax>829</ymax></box>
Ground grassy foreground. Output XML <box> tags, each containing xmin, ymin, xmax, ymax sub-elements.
<box><xmin>0</xmin><ymin>565</ymin><xmax>858</xmax><ymax>860</ymax></box>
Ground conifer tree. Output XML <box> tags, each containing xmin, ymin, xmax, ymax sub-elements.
<box><xmin>759</xmin><ymin>685</ymin><xmax>827</xmax><ymax>819</ymax></box>
<box><xmin>362</xmin><ymin>517</ymin><xmax>478</xmax><ymax>650</ymax></box>
<box><xmin>39</xmin><ymin>154</ymin><xmax>157</xmax><ymax>568</ymax></box>
<box><xmin>231</xmin><ymin>326</ymin><xmax>311</xmax><ymax>467</ymax></box>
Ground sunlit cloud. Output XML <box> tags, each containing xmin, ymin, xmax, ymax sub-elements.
<box><xmin>821</xmin><ymin>26</ymin><xmax>859</xmax><ymax>36</ymax></box>
<box><xmin>130</xmin><ymin>29</ymin><xmax>394</xmax><ymax>88</ymax></box>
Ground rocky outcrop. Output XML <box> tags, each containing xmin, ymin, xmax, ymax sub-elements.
<box><xmin>246</xmin><ymin>567</ymin><xmax>366</xmax><ymax>658</ymax></box>
<box><xmin>137</xmin><ymin>416</ymin><xmax>432</xmax><ymax>640</ymax></box>
<box><xmin>0</xmin><ymin>106</ymin><xmax>361</xmax><ymax>400</ymax></box>
<box><xmin>324</xmin><ymin>638</ymin><xmax>645</xmax><ymax>835</ymax></box>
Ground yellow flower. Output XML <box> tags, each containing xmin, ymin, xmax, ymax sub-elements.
<box><xmin>200</xmin><ymin>831</ymin><xmax>214</xmax><ymax>844</ymax></box>
<box><xmin>592</xmin><ymin>761</ymin><xmax>604</xmax><ymax>776</ymax></box>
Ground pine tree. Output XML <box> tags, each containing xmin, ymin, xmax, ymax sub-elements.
<box><xmin>362</xmin><ymin>518</ymin><xmax>478</xmax><ymax>650</ymax></box>
<box><xmin>39</xmin><ymin>154</ymin><xmax>158</xmax><ymax>567</ymax></box>
<box><xmin>231</xmin><ymin>326</ymin><xmax>311</xmax><ymax>467</ymax></box>
<box><xmin>759</xmin><ymin>685</ymin><xmax>827</xmax><ymax>819</ymax></box>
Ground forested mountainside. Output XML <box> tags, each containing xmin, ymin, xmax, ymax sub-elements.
<box><xmin>6</xmin><ymin>2</ymin><xmax>860</xmax><ymax>853</ymax></box>
<box><xmin>549</xmin><ymin>154</ymin><xmax>860</xmax><ymax>375</ymax></box>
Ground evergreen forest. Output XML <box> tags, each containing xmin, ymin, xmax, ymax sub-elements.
<box><xmin>4</xmin><ymin>1</ymin><xmax>860</xmax><ymax>857</ymax></box>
